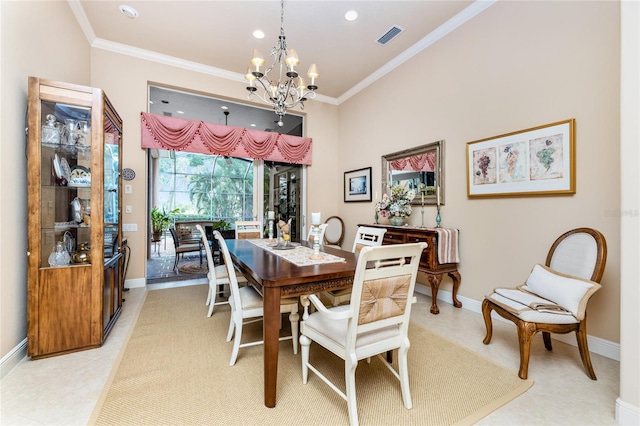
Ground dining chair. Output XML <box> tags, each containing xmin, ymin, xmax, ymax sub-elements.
<box><xmin>482</xmin><ymin>227</ymin><xmax>607</xmax><ymax>380</ymax></box>
<box><xmin>213</xmin><ymin>230</ymin><xmax>300</xmax><ymax>366</ymax></box>
<box><xmin>194</xmin><ymin>225</ymin><xmax>248</xmax><ymax>317</ymax></box>
<box><xmin>169</xmin><ymin>227</ymin><xmax>204</xmax><ymax>271</ymax></box>
<box><xmin>323</xmin><ymin>215</ymin><xmax>345</xmax><ymax>248</ymax></box>
<box><xmin>300</xmin><ymin>242</ymin><xmax>427</xmax><ymax>426</ymax></box>
<box><xmin>306</xmin><ymin>223</ymin><xmax>328</xmax><ymax>245</ymax></box>
<box><xmin>234</xmin><ymin>220</ymin><xmax>263</xmax><ymax>239</ymax></box>
<box><xmin>320</xmin><ymin>226</ymin><xmax>388</xmax><ymax>307</ymax></box>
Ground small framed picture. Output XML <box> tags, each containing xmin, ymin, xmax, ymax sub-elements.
<box><xmin>466</xmin><ymin>119</ymin><xmax>575</xmax><ymax>198</ymax></box>
<box><xmin>344</xmin><ymin>167</ymin><xmax>372</xmax><ymax>202</ymax></box>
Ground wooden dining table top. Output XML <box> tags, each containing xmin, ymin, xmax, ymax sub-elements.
<box><xmin>225</xmin><ymin>239</ymin><xmax>359</xmax><ymax>293</ymax></box>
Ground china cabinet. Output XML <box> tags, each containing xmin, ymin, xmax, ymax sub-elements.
<box><xmin>26</xmin><ymin>77</ymin><xmax>123</xmax><ymax>359</ymax></box>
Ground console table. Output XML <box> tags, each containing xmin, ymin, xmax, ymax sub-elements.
<box><xmin>360</xmin><ymin>224</ymin><xmax>462</xmax><ymax>314</ymax></box>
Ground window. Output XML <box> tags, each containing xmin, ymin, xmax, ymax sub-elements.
<box><xmin>156</xmin><ymin>151</ymin><xmax>254</xmax><ymax>223</ymax></box>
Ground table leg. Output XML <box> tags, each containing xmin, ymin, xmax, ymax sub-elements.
<box><xmin>448</xmin><ymin>270</ymin><xmax>462</xmax><ymax>308</ymax></box>
<box><xmin>426</xmin><ymin>274</ymin><xmax>443</xmax><ymax>314</ymax></box>
<box><xmin>263</xmin><ymin>286</ymin><xmax>281</xmax><ymax>408</ymax></box>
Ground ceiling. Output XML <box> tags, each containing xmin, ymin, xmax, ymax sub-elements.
<box><xmin>71</xmin><ymin>0</ymin><xmax>489</xmax><ymax>133</ymax></box>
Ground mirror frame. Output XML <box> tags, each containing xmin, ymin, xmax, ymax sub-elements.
<box><xmin>381</xmin><ymin>140</ymin><xmax>445</xmax><ymax>205</ymax></box>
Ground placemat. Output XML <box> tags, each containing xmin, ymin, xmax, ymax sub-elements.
<box><xmin>249</xmin><ymin>239</ymin><xmax>346</xmax><ymax>267</ymax></box>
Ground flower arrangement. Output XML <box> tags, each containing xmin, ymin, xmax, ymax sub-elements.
<box><xmin>375</xmin><ymin>184</ymin><xmax>416</xmax><ymax>219</ymax></box>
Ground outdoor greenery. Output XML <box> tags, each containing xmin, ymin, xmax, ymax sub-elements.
<box><xmin>151</xmin><ymin>206</ymin><xmax>175</xmax><ymax>233</ymax></box>
<box><xmin>157</xmin><ymin>152</ymin><xmax>254</xmax><ymax>223</ymax></box>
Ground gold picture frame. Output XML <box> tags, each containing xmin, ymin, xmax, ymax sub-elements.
<box><xmin>466</xmin><ymin>119</ymin><xmax>575</xmax><ymax>198</ymax></box>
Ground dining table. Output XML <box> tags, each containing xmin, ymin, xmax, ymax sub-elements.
<box><xmin>225</xmin><ymin>238</ymin><xmax>359</xmax><ymax>408</ymax></box>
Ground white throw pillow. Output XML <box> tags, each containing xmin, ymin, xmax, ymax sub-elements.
<box><xmin>521</xmin><ymin>264</ymin><xmax>601</xmax><ymax>320</ymax></box>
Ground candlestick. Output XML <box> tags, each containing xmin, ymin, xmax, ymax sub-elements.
<box><xmin>268</xmin><ymin>218</ymin><xmax>274</xmax><ymax>240</ymax></box>
<box><xmin>435</xmin><ymin>204</ymin><xmax>441</xmax><ymax>228</ymax></box>
<box><xmin>309</xmin><ymin>224</ymin><xmax>323</xmax><ymax>260</ymax></box>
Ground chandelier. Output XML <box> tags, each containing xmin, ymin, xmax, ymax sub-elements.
<box><xmin>245</xmin><ymin>0</ymin><xmax>319</xmax><ymax>127</ymax></box>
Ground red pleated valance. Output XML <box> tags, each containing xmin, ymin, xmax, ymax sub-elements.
<box><xmin>140</xmin><ymin>112</ymin><xmax>312</xmax><ymax>165</ymax></box>
<box><xmin>389</xmin><ymin>152</ymin><xmax>436</xmax><ymax>172</ymax></box>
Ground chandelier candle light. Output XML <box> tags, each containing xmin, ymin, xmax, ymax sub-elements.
<box><xmin>309</xmin><ymin>212</ymin><xmax>323</xmax><ymax>260</ymax></box>
<box><xmin>245</xmin><ymin>0</ymin><xmax>319</xmax><ymax>127</ymax></box>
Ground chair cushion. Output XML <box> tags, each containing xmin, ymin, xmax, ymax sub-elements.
<box><xmin>304</xmin><ymin>307</ymin><xmax>400</xmax><ymax>349</ymax></box>
<box><xmin>521</xmin><ymin>264</ymin><xmax>601</xmax><ymax>320</ymax></box>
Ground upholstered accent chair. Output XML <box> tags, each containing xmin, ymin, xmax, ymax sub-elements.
<box><xmin>300</xmin><ymin>242</ymin><xmax>426</xmax><ymax>426</ymax></box>
<box><xmin>214</xmin><ymin>230</ymin><xmax>299</xmax><ymax>366</ymax></box>
<box><xmin>482</xmin><ymin>227</ymin><xmax>607</xmax><ymax>380</ymax></box>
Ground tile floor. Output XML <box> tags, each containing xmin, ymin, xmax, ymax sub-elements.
<box><xmin>1</xmin><ymin>283</ymin><xmax>619</xmax><ymax>425</ymax></box>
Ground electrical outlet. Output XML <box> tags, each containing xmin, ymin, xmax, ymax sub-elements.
<box><xmin>125</xmin><ymin>205</ymin><xmax>132</xmax><ymax>213</ymax></box>
<box><xmin>123</xmin><ymin>223</ymin><xmax>137</xmax><ymax>232</ymax></box>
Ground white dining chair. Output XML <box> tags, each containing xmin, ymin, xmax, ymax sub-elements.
<box><xmin>234</xmin><ymin>220</ymin><xmax>263</xmax><ymax>239</ymax></box>
<box><xmin>301</xmin><ymin>242</ymin><xmax>426</xmax><ymax>426</ymax></box>
<box><xmin>320</xmin><ymin>226</ymin><xmax>387</xmax><ymax>306</ymax></box>
<box><xmin>306</xmin><ymin>223</ymin><xmax>328</xmax><ymax>245</ymax></box>
<box><xmin>195</xmin><ymin>224</ymin><xmax>248</xmax><ymax>317</ymax></box>
<box><xmin>213</xmin><ymin>230</ymin><xmax>300</xmax><ymax>366</ymax></box>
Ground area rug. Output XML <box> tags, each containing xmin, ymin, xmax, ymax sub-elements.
<box><xmin>177</xmin><ymin>261</ymin><xmax>208</xmax><ymax>274</ymax></box>
<box><xmin>89</xmin><ymin>285</ymin><xmax>532</xmax><ymax>426</ymax></box>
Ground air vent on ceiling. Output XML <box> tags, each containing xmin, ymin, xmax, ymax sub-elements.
<box><xmin>376</xmin><ymin>26</ymin><xmax>404</xmax><ymax>45</ymax></box>
<box><xmin>163</xmin><ymin>112</ymin><xmax>172</xmax><ymax>117</ymax></box>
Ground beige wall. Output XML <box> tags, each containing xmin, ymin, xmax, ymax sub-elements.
<box><xmin>337</xmin><ymin>0</ymin><xmax>621</xmax><ymax>343</ymax></box>
<box><xmin>0</xmin><ymin>1</ymin><xmax>90</xmax><ymax>365</ymax></box>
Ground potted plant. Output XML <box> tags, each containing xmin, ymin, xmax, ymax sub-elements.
<box><xmin>151</xmin><ymin>206</ymin><xmax>174</xmax><ymax>241</ymax></box>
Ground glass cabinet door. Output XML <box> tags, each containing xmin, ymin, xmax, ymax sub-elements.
<box><xmin>39</xmin><ymin>101</ymin><xmax>93</xmax><ymax>267</ymax></box>
<box><xmin>103</xmin><ymin>106</ymin><xmax>121</xmax><ymax>258</ymax></box>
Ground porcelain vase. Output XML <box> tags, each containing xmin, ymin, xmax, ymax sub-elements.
<box><xmin>389</xmin><ymin>217</ymin><xmax>406</xmax><ymax>226</ymax></box>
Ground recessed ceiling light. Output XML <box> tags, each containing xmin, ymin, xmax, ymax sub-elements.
<box><xmin>250</xmin><ymin>124</ymin><xmax>256</xmax><ymax>127</ymax></box>
<box><xmin>344</xmin><ymin>10</ymin><xmax>358</xmax><ymax>21</ymax></box>
<box><xmin>176</xmin><ymin>110</ymin><xmax>184</xmax><ymax>114</ymax></box>
<box><xmin>119</xmin><ymin>5</ymin><xmax>139</xmax><ymax>19</ymax></box>
<box><xmin>221</xmin><ymin>106</ymin><xmax>229</xmax><ymax>110</ymax></box>
<box><xmin>253</xmin><ymin>30</ymin><xmax>265</xmax><ymax>39</ymax></box>
<box><xmin>149</xmin><ymin>100</ymin><xmax>154</xmax><ymax>104</ymax></box>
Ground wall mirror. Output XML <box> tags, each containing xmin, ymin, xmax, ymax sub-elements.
<box><xmin>382</xmin><ymin>140</ymin><xmax>445</xmax><ymax>205</ymax></box>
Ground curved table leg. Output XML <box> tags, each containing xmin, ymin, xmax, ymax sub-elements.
<box><xmin>448</xmin><ymin>270</ymin><xmax>462</xmax><ymax>308</ymax></box>
<box><xmin>426</xmin><ymin>274</ymin><xmax>442</xmax><ymax>314</ymax></box>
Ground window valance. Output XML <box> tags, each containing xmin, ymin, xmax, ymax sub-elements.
<box><xmin>389</xmin><ymin>152</ymin><xmax>436</xmax><ymax>172</ymax></box>
<box><xmin>140</xmin><ymin>112</ymin><xmax>312</xmax><ymax>165</ymax></box>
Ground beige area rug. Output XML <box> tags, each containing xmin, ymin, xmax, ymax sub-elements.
<box><xmin>90</xmin><ymin>285</ymin><xmax>532</xmax><ymax>426</ymax></box>
<box><xmin>178</xmin><ymin>261</ymin><xmax>208</xmax><ymax>274</ymax></box>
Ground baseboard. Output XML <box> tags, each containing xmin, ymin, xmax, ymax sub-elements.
<box><xmin>1</xmin><ymin>338</ymin><xmax>27</xmax><ymax>380</ymax></box>
<box><xmin>414</xmin><ymin>283</ymin><xmax>621</xmax><ymax>361</ymax></box>
<box><xmin>125</xmin><ymin>277</ymin><xmax>146</xmax><ymax>288</ymax></box>
<box><xmin>616</xmin><ymin>398</ymin><xmax>640</xmax><ymax>425</ymax></box>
